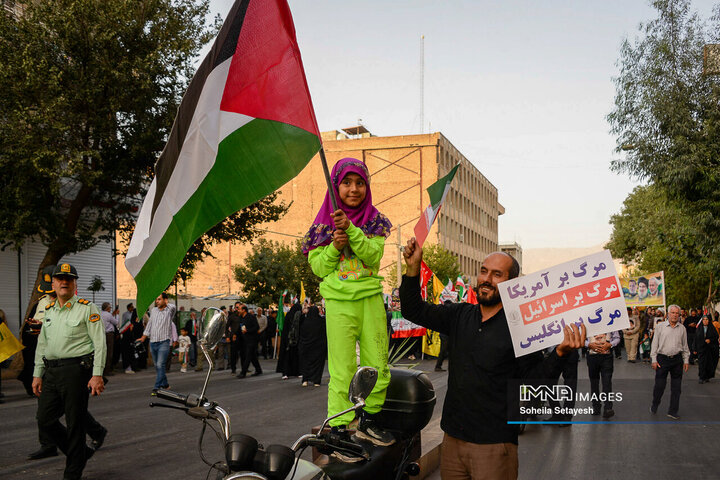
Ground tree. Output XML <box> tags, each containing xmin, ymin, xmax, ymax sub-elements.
<box><xmin>0</xmin><ymin>0</ymin><xmax>218</xmax><ymax>312</ymax></box>
<box><xmin>607</xmin><ymin>0</ymin><xmax>720</xmax><ymax>246</ymax></box>
<box><xmin>87</xmin><ymin>275</ymin><xmax>105</xmax><ymax>303</ymax></box>
<box><xmin>386</xmin><ymin>242</ymin><xmax>462</xmax><ymax>289</ymax></box>
<box><xmin>233</xmin><ymin>239</ymin><xmax>320</xmax><ymax>307</ymax></box>
<box><xmin>605</xmin><ymin>185</ymin><xmax>717</xmax><ymax>307</ymax></box>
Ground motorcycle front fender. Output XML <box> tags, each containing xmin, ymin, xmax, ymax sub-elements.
<box><xmin>222</xmin><ymin>459</ymin><xmax>327</xmax><ymax>480</ymax></box>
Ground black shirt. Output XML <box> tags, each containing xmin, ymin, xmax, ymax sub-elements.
<box><xmin>400</xmin><ymin>274</ymin><xmax>566</xmax><ymax>445</ymax></box>
<box><xmin>242</xmin><ymin>313</ymin><xmax>259</xmax><ymax>336</ymax></box>
<box><xmin>228</xmin><ymin>312</ymin><xmax>243</xmax><ymax>336</ymax></box>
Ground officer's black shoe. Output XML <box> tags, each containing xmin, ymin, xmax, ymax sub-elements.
<box><xmin>92</xmin><ymin>428</ymin><xmax>108</xmax><ymax>450</ymax></box>
<box><xmin>28</xmin><ymin>447</ymin><xmax>58</xmax><ymax>460</ymax></box>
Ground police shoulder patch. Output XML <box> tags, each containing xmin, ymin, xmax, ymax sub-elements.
<box><xmin>46</xmin><ymin>301</ymin><xmax>55</xmax><ymax>310</ymax></box>
<box><xmin>89</xmin><ymin>313</ymin><xmax>100</xmax><ymax>323</ymax></box>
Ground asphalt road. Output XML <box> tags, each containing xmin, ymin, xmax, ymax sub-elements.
<box><xmin>0</xmin><ymin>357</ymin><xmax>447</xmax><ymax>480</ymax></box>
<box><xmin>2</xmin><ymin>353</ymin><xmax>719</xmax><ymax>480</ymax></box>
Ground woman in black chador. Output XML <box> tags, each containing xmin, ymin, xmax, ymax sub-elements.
<box><xmin>299</xmin><ymin>301</ymin><xmax>327</xmax><ymax>386</ymax></box>
<box><xmin>276</xmin><ymin>302</ymin><xmax>301</xmax><ymax>379</ymax></box>
<box><xmin>695</xmin><ymin>314</ymin><xmax>719</xmax><ymax>384</ymax></box>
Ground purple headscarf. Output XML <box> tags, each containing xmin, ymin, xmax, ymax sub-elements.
<box><xmin>302</xmin><ymin>158</ymin><xmax>392</xmax><ymax>255</ymax></box>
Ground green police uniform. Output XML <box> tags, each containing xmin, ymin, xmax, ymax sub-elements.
<box><xmin>34</xmin><ymin>293</ymin><xmax>106</xmax><ymax>480</ymax></box>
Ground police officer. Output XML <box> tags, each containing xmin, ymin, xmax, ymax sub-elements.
<box><xmin>25</xmin><ymin>266</ymin><xmax>108</xmax><ymax>460</ymax></box>
<box><xmin>32</xmin><ymin>263</ymin><xmax>106</xmax><ymax>480</ymax></box>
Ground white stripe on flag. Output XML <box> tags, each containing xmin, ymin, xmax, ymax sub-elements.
<box><xmin>126</xmin><ymin>58</ymin><xmax>253</xmax><ymax>275</ymax></box>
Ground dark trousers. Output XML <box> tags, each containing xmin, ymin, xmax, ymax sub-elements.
<box><xmin>549</xmin><ymin>351</ymin><xmax>579</xmax><ymax>417</ymax></box>
<box><xmin>587</xmin><ymin>353</ymin><xmax>613</xmax><ymax>410</ymax></box>
<box><xmin>230</xmin><ymin>336</ymin><xmax>244</xmax><ymax>373</ymax></box>
<box><xmin>36</xmin><ymin>363</ymin><xmax>92</xmax><ymax>480</ymax></box>
<box><xmin>687</xmin><ymin>335</ymin><xmax>696</xmax><ymax>363</ymax></box>
<box><xmin>241</xmin><ymin>334</ymin><xmax>262</xmax><ymax>374</ymax></box>
<box><xmin>121</xmin><ymin>335</ymin><xmax>136</xmax><ymax>371</ymax></box>
<box><xmin>39</xmin><ymin>409</ymin><xmax>104</xmax><ymax>449</ymax></box>
<box><xmin>435</xmin><ymin>335</ymin><xmax>449</xmax><ymax>369</ymax></box>
<box><xmin>652</xmin><ymin>354</ymin><xmax>683</xmax><ymax>415</ymax></box>
<box><xmin>104</xmin><ymin>332</ymin><xmax>114</xmax><ymax>376</ymax></box>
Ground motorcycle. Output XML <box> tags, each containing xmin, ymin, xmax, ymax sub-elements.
<box><xmin>150</xmin><ymin>307</ymin><xmax>436</xmax><ymax>480</ymax></box>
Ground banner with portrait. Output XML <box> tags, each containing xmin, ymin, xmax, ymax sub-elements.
<box><xmin>621</xmin><ymin>271</ymin><xmax>665</xmax><ymax>307</ymax></box>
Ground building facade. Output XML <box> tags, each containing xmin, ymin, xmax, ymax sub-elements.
<box><xmin>1</xmin><ymin>239</ymin><xmax>117</xmax><ymax>335</ymax></box>
<box><xmin>500</xmin><ymin>242</ymin><xmax>523</xmax><ymax>274</ymax></box>
<box><xmin>117</xmin><ymin>128</ymin><xmax>504</xmax><ymax>300</ymax></box>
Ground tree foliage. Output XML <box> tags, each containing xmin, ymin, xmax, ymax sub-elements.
<box><xmin>0</xmin><ymin>0</ymin><xmax>217</xmax><ymax>302</ymax></box>
<box><xmin>607</xmin><ymin>0</ymin><xmax>720</xmax><ymax>307</ymax></box>
<box><xmin>386</xmin><ymin>242</ymin><xmax>462</xmax><ymax>289</ymax></box>
<box><xmin>233</xmin><ymin>239</ymin><xmax>320</xmax><ymax>307</ymax></box>
<box><xmin>606</xmin><ymin>185</ymin><xmax>717</xmax><ymax>307</ymax></box>
<box><xmin>608</xmin><ymin>0</ymin><xmax>720</xmax><ymax>241</ymax></box>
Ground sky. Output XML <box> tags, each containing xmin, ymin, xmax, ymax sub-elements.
<box><xmin>208</xmin><ymin>0</ymin><xmax>717</xmax><ymax>249</ymax></box>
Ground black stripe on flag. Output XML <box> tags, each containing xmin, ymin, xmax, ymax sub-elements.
<box><xmin>150</xmin><ymin>0</ymin><xmax>251</xmax><ymax>220</ymax></box>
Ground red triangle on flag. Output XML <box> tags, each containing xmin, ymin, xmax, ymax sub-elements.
<box><xmin>220</xmin><ymin>0</ymin><xmax>320</xmax><ymax>137</ymax></box>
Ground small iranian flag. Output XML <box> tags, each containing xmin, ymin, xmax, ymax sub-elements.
<box><xmin>126</xmin><ymin>0</ymin><xmax>321</xmax><ymax>314</ymax></box>
<box><xmin>455</xmin><ymin>276</ymin><xmax>466</xmax><ymax>300</ymax></box>
<box><xmin>118</xmin><ymin>314</ymin><xmax>132</xmax><ymax>335</ymax></box>
<box><xmin>413</xmin><ymin>164</ymin><xmax>460</xmax><ymax>246</ymax></box>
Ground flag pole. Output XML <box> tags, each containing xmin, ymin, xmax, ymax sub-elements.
<box><xmin>318</xmin><ymin>147</ymin><xmax>352</xmax><ymax>257</ymax></box>
<box><xmin>319</xmin><ymin>147</ymin><xmax>339</xmax><ymax>210</ymax></box>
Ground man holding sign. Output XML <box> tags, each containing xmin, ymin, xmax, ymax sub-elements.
<box><xmin>400</xmin><ymin>239</ymin><xmax>586</xmax><ymax>480</ymax></box>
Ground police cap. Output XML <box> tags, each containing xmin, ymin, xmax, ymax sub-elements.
<box><xmin>37</xmin><ymin>265</ymin><xmax>56</xmax><ymax>293</ymax></box>
<box><xmin>52</xmin><ymin>263</ymin><xmax>79</xmax><ymax>279</ymax></box>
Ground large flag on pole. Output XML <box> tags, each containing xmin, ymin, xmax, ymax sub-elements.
<box><xmin>413</xmin><ymin>164</ymin><xmax>459</xmax><ymax>246</ymax></box>
<box><xmin>125</xmin><ymin>0</ymin><xmax>321</xmax><ymax>314</ymax></box>
<box><xmin>276</xmin><ymin>289</ymin><xmax>288</xmax><ymax>333</ymax></box>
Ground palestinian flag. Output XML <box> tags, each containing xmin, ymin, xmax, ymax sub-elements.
<box><xmin>125</xmin><ymin>0</ymin><xmax>321</xmax><ymax>314</ymax></box>
<box><xmin>413</xmin><ymin>163</ymin><xmax>459</xmax><ymax>246</ymax></box>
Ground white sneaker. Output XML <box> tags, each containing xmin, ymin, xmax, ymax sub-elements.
<box><xmin>302</xmin><ymin>381</ymin><xmax>309</xmax><ymax>387</ymax></box>
<box><xmin>180</xmin><ymin>368</ymin><xmax>187</xmax><ymax>373</ymax></box>
<box><xmin>124</xmin><ymin>369</ymin><xmax>135</xmax><ymax>375</ymax></box>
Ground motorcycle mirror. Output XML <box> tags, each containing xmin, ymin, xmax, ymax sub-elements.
<box><xmin>348</xmin><ymin>367</ymin><xmax>378</xmax><ymax>405</ymax></box>
<box><xmin>201</xmin><ymin>307</ymin><xmax>227</xmax><ymax>350</ymax></box>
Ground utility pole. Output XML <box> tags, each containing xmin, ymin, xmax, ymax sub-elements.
<box><xmin>397</xmin><ymin>225</ymin><xmax>403</xmax><ymax>288</ymax></box>
<box><xmin>420</xmin><ymin>35</ymin><xmax>425</xmax><ymax>133</ymax></box>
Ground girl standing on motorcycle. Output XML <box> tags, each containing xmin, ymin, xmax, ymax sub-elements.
<box><xmin>302</xmin><ymin>158</ymin><xmax>395</xmax><ymax>451</ymax></box>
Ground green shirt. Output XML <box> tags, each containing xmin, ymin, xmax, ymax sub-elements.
<box><xmin>33</xmin><ymin>294</ymin><xmax>106</xmax><ymax>377</ymax></box>
<box><xmin>308</xmin><ymin>222</ymin><xmax>386</xmax><ymax>301</ymax></box>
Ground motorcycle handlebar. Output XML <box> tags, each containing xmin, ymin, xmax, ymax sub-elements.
<box><xmin>153</xmin><ymin>388</ymin><xmax>194</xmax><ymax>407</ymax></box>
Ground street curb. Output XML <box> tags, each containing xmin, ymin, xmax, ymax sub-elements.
<box><xmin>416</xmin><ymin>442</ymin><xmax>441</xmax><ymax>479</ymax></box>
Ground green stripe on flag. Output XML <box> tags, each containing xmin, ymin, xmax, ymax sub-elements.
<box><xmin>134</xmin><ymin>118</ymin><xmax>320</xmax><ymax>315</ymax></box>
<box><xmin>427</xmin><ymin>163</ymin><xmax>459</xmax><ymax>207</ymax></box>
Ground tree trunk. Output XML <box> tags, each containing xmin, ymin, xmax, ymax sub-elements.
<box><xmin>21</xmin><ymin>184</ymin><xmax>94</xmax><ymax>320</ymax></box>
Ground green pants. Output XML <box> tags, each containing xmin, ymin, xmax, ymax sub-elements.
<box><xmin>326</xmin><ymin>294</ymin><xmax>391</xmax><ymax>426</ymax></box>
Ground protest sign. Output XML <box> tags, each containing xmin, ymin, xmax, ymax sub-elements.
<box><xmin>620</xmin><ymin>271</ymin><xmax>665</xmax><ymax>307</ymax></box>
<box><xmin>499</xmin><ymin>250</ymin><xmax>630</xmax><ymax>357</ymax></box>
